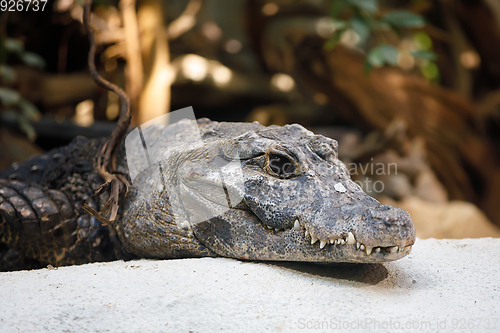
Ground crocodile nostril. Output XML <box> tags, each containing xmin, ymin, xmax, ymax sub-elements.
<box><xmin>381</xmin><ymin>220</ymin><xmax>393</xmax><ymax>227</ymax></box>
<box><xmin>378</xmin><ymin>205</ymin><xmax>392</xmax><ymax>212</ymax></box>
<box><xmin>363</xmin><ymin>205</ymin><xmax>412</xmax><ymax>226</ymax></box>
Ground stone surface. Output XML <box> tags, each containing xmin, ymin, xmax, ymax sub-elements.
<box><xmin>0</xmin><ymin>238</ymin><xmax>499</xmax><ymax>332</ymax></box>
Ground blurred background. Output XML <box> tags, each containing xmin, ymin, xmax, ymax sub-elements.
<box><xmin>0</xmin><ymin>0</ymin><xmax>499</xmax><ymax>239</ymax></box>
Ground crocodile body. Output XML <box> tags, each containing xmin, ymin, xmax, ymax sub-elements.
<box><xmin>0</xmin><ymin>119</ymin><xmax>415</xmax><ymax>271</ymax></box>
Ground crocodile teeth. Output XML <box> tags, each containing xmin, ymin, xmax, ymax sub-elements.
<box><xmin>305</xmin><ymin>230</ymin><xmax>309</xmax><ymax>237</ymax></box>
<box><xmin>274</xmin><ymin>228</ymin><xmax>279</xmax><ymax>232</ymax></box>
<box><xmin>311</xmin><ymin>237</ymin><xmax>318</xmax><ymax>245</ymax></box>
<box><xmin>360</xmin><ymin>244</ymin><xmax>365</xmax><ymax>251</ymax></box>
<box><xmin>374</xmin><ymin>247</ymin><xmax>381</xmax><ymax>253</ymax></box>
<box><xmin>356</xmin><ymin>242</ymin><xmax>360</xmax><ymax>250</ymax></box>
<box><xmin>293</xmin><ymin>219</ymin><xmax>300</xmax><ymax>230</ymax></box>
<box><xmin>347</xmin><ymin>232</ymin><xmax>355</xmax><ymax>245</ymax></box>
<box><xmin>266</xmin><ymin>225</ymin><xmax>273</xmax><ymax>230</ymax></box>
<box><xmin>389</xmin><ymin>246</ymin><xmax>399</xmax><ymax>253</ymax></box>
<box><xmin>365</xmin><ymin>246</ymin><xmax>373</xmax><ymax>256</ymax></box>
<box><xmin>319</xmin><ymin>240</ymin><xmax>326</xmax><ymax>249</ymax></box>
<box><xmin>340</xmin><ymin>239</ymin><xmax>345</xmax><ymax>245</ymax></box>
<box><xmin>330</xmin><ymin>239</ymin><xmax>335</xmax><ymax>244</ymax></box>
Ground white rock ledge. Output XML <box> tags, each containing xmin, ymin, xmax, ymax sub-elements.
<box><xmin>1</xmin><ymin>238</ymin><xmax>499</xmax><ymax>333</ymax></box>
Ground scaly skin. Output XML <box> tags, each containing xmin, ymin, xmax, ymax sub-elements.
<box><xmin>0</xmin><ymin>137</ymin><xmax>128</xmax><ymax>271</ymax></box>
<box><xmin>0</xmin><ymin>119</ymin><xmax>415</xmax><ymax>271</ymax></box>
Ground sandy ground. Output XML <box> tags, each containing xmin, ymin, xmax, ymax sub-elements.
<box><xmin>0</xmin><ymin>238</ymin><xmax>498</xmax><ymax>333</ymax></box>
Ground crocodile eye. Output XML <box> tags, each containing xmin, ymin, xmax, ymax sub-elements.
<box><xmin>268</xmin><ymin>153</ymin><xmax>296</xmax><ymax>177</ymax></box>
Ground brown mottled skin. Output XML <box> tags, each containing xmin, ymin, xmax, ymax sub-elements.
<box><xmin>0</xmin><ymin>119</ymin><xmax>415</xmax><ymax>271</ymax></box>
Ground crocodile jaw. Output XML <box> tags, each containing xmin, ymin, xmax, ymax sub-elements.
<box><xmin>192</xmin><ymin>202</ymin><xmax>415</xmax><ymax>263</ymax></box>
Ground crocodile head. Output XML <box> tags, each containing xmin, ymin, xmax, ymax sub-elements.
<box><xmin>122</xmin><ymin>119</ymin><xmax>416</xmax><ymax>263</ymax></box>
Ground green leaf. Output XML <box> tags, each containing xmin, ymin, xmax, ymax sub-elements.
<box><xmin>411</xmin><ymin>50</ymin><xmax>437</xmax><ymax>61</ymax></box>
<box><xmin>421</xmin><ymin>61</ymin><xmax>440</xmax><ymax>81</ymax></box>
<box><xmin>19</xmin><ymin>98</ymin><xmax>41</xmax><ymax>121</ymax></box>
<box><xmin>324</xmin><ymin>29</ymin><xmax>344</xmax><ymax>50</ymax></box>
<box><xmin>4</xmin><ymin>38</ymin><xmax>24</xmax><ymax>54</ymax></box>
<box><xmin>382</xmin><ymin>10</ymin><xmax>425</xmax><ymax>28</ymax></box>
<box><xmin>367</xmin><ymin>44</ymin><xmax>399</xmax><ymax>67</ymax></box>
<box><xmin>0</xmin><ymin>87</ymin><xmax>21</xmax><ymax>107</ymax></box>
<box><xmin>350</xmin><ymin>16</ymin><xmax>370</xmax><ymax>45</ymax></box>
<box><xmin>0</xmin><ymin>65</ymin><xmax>17</xmax><ymax>83</ymax></box>
<box><xmin>379</xmin><ymin>44</ymin><xmax>399</xmax><ymax>65</ymax></box>
<box><xmin>367</xmin><ymin>47</ymin><xmax>385</xmax><ymax>68</ymax></box>
<box><xmin>21</xmin><ymin>52</ymin><xmax>46</xmax><ymax>70</ymax></box>
<box><xmin>347</xmin><ymin>0</ymin><xmax>378</xmax><ymax>14</ymax></box>
<box><xmin>413</xmin><ymin>32</ymin><xmax>433</xmax><ymax>50</ymax></box>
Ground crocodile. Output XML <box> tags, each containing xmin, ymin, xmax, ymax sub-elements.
<box><xmin>0</xmin><ymin>118</ymin><xmax>415</xmax><ymax>271</ymax></box>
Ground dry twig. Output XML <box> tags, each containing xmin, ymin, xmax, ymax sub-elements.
<box><xmin>83</xmin><ymin>0</ymin><xmax>132</xmax><ymax>225</ymax></box>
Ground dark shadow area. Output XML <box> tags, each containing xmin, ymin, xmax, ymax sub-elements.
<box><xmin>0</xmin><ymin>242</ymin><xmax>43</xmax><ymax>272</ymax></box>
<box><xmin>264</xmin><ymin>261</ymin><xmax>389</xmax><ymax>285</ymax></box>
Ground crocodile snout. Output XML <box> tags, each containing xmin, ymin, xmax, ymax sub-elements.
<box><xmin>355</xmin><ymin>205</ymin><xmax>416</xmax><ymax>249</ymax></box>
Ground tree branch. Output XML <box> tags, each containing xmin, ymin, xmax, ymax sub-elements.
<box><xmin>83</xmin><ymin>0</ymin><xmax>132</xmax><ymax>224</ymax></box>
